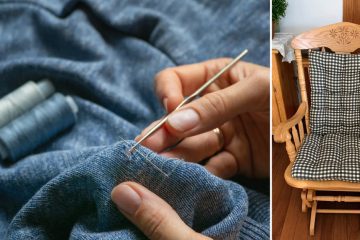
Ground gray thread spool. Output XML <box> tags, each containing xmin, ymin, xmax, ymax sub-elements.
<box><xmin>0</xmin><ymin>93</ymin><xmax>78</xmax><ymax>162</ymax></box>
<box><xmin>0</xmin><ymin>80</ymin><xmax>55</xmax><ymax>128</ymax></box>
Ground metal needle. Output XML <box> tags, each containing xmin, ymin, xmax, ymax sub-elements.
<box><xmin>128</xmin><ymin>49</ymin><xmax>248</xmax><ymax>153</ymax></box>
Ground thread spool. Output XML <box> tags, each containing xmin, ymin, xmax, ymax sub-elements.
<box><xmin>0</xmin><ymin>80</ymin><xmax>55</xmax><ymax>128</ymax></box>
<box><xmin>0</xmin><ymin>93</ymin><xmax>78</xmax><ymax>162</ymax></box>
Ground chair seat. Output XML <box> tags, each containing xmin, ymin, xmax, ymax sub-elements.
<box><xmin>292</xmin><ymin>134</ymin><xmax>360</xmax><ymax>182</ymax></box>
<box><xmin>285</xmin><ymin>163</ymin><xmax>360</xmax><ymax>191</ymax></box>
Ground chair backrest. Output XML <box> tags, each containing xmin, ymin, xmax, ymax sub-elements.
<box><xmin>308</xmin><ymin>51</ymin><xmax>360</xmax><ymax>135</ymax></box>
<box><xmin>291</xmin><ymin>22</ymin><xmax>360</xmax><ymax>134</ymax></box>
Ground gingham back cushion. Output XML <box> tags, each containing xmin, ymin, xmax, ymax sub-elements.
<box><xmin>309</xmin><ymin>51</ymin><xmax>360</xmax><ymax>134</ymax></box>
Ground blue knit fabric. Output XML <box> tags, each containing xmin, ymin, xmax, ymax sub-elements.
<box><xmin>0</xmin><ymin>0</ymin><xmax>269</xmax><ymax>239</ymax></box>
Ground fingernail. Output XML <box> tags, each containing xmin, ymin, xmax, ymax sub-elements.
<box><xmin>168</xmin><ymin>108</ymin><xmax>200</xmax><ymax>131</ymax></box>
<box><xmin>163</xmin><ymin>98</ymin><xmax>168</xmax><ymax>112</ymax></box>
<box><xmin>112</xmin><ymin>184</ymin><xmax>141</xmax><ymax>215</ymax></box>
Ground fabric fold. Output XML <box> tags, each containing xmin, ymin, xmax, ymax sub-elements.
<box><xmin>7</xmin><ymin>141</ymin><xmax>256</xmax><ymax>239</ymax></box>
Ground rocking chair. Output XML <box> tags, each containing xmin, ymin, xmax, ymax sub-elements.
<box><xmin>273</xmin><ymin>22</ymin><xmax>360</xmax><ymax>236</ymax></box>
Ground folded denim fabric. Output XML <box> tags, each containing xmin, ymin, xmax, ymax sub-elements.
<box><xmin>0</xmin><ymin>0</ymin><xmax>269</xmax><ymax>239</ymax></box>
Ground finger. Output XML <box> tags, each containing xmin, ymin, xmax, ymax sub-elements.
<box><xmin>135</xmin><ymin>120</ymin><xmax>162</xmax><ymax>141</ymax></box>
<box><xmin>138</xmin><ymin>126</ymin><xmax>178</xmax><ymax>153</ymax></box>
<box><xmin>111</xmin><ymin>182</ymin><xmax>210</xmax><ymax>240</ymax></box>
<box><xmin>155</xmin><ymin>58</ymin><xmax>242</xmax><ymax>112</ymax></box>
<box><xmin>154</xmin><ymin>69</ymin><xmax>184</xmax><ymax>112</ymax></box>
<box><xmin>137</xmin><ymin>115</ymin><xmax>230</xmax><ymax>155</ymax></box>
<box><xmin>205</xmin><ymin>151</ymin><xmax>238</xmax><ymax>179</ymax></box>
<box><xmin>135</xmin><ymin>119</ymin><xmax>179</xmax><ymax>152</ymax></box>
<box><xmin>164</xmin><ymin>69</ymin><xmax>269</xmax><ymax>140</ymax></box>
<box><xmin>160</xmin><ymin>130</ymin><xmax>223</xmax><ymax>163</ymax></box>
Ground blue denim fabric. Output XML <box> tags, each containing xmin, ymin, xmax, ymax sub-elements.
<box><xmin>0</xmin><ymin>0</ymin><xmax>269</xmax><ymax>239</ymax></box>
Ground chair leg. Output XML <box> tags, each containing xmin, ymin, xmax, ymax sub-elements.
<box><xmin>309</xmin><ymin>200</ymin><xmax>317</xmax><ymax>236</ymax></box>
<box><xmin>301</xmin><ymin>189</ymin><xmax>308</xmax><ymax>212</ymax></box>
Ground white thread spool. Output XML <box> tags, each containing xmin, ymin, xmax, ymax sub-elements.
<box><xmin>0</xmin><ymin>80</ymin><xmax>55</xmax><ymax>128</ymax></box>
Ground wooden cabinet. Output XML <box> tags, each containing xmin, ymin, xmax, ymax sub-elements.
<box><xmin>343</xmin><ymin>0</ymin><xmax>360</xmax><ymax>24</ymax></box>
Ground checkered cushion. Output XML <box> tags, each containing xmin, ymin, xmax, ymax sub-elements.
<box><xmin>292</xmin><ymin>51</ymin><xmax>360</xmax><ymax>182</ymax></box>
<box><xmin>309</xmin><ymin>51</ymin><xmax>360</xmax><ymax>134</ymax></box>
<box><xmin>292</xmin><ymin>134</ymin><xmax>360</xmax><ymax>182</ymax></box>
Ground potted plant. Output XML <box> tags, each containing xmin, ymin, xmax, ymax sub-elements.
<box><xmin>272</xmin><ymin>0</ymin><xmax>288</xmax><ymax>38</ymax></box>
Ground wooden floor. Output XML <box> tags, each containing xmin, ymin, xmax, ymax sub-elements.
<box><xmin>272</xmin><ymin>142</ymin><xmax>360</xmax><ymax>240</ymax></box>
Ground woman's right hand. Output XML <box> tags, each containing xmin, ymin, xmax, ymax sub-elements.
<box><xmin>136</xmin><ymin>58</ymin><xmax>270</xmax><ymax>178</ymax></box>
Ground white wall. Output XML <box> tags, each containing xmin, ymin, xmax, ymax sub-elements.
<box><xmin>278</xmin><ymin>0</ymin><xmax>343</xmax><ymax>34</ymax></box>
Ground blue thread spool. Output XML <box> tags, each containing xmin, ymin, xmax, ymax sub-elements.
<box><xmin>0</xmin><ymin>80</ymin><xmax>55</xmax><ymax>128</ymax></box>
<box><xmin>0</xmin><ymin>93</ymin><xmax>78</xmax><ymax>162</ymax></box>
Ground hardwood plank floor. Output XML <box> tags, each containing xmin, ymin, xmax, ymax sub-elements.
<box><xmin>272</xmin><ymin>142</ymin><xmax>360</xmax><ymax>240</ymax></box>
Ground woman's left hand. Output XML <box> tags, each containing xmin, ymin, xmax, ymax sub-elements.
<box><xmin>111</xmin><ymin>182</ymin><xmax>211</xmax><ymax>240</ymax></box>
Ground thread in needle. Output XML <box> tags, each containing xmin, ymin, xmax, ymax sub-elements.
<box><xmin>128</xmin><ymin>49</ymin><xmax>248</xmax><ymax>154</ymax></box>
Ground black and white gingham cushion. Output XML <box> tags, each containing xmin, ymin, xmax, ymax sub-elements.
<box><xmin>292</xmin><ymin>51</ymin><xmax>360</xmax><ymax>182</ymax></box>
<box><xmin>292</xmin><ymin>134</ymin><xmax>360</xmax><ymax>182</ymax></box>
<box><xmin>309</xmin><ymin>51</ymin><xmax>360</xmax><ymax>134</ymax></box>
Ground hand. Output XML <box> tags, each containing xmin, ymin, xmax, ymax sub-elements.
<box><xmin>111</xmin><ymin>182</ymin><xmax>211</xmax><ymax>240</ymax></box>
<box><xmin>136</xmin><ymin>59</ymin><xmax>270</xmax><ymax>178</ymax></box>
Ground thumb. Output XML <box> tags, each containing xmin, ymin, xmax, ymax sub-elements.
<box><xmin>111</xmin><ymin>182</ymin><xmax>210</xmax><ymax>240</ymax></box>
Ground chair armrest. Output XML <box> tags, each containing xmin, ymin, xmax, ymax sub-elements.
<box><xmin>273</xmin><ymin>102</ymin><xmax>307</xmax><ymax>143</ymax></box>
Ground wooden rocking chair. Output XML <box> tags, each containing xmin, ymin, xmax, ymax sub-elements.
<box><xmin>273</xmin><ymin>22</ymin><xmax>360</xmax><ymax>236</ymax></box>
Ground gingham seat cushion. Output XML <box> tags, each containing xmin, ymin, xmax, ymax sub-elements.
<box><xmin>292</xmin><ymin>134</ymin><xmax>360</xmax><ymax>182</ymax></box>
<box><xmin>292</xmin><ymin>51</ymin><xmax>360</xmax><ymax>182</ymax></box>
